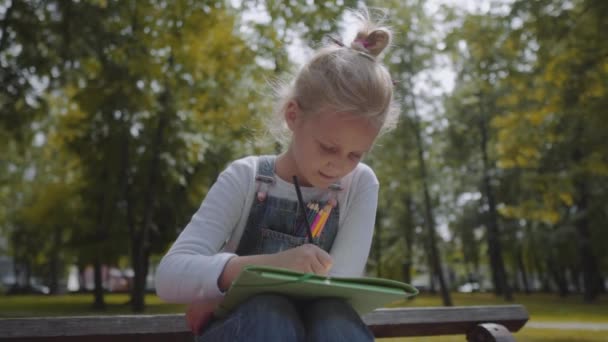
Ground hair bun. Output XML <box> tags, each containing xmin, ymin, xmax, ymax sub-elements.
<box><xmin>351</xmin><ymin>29</ymin><xmax>391</xmax><ymax>57</ymax></box>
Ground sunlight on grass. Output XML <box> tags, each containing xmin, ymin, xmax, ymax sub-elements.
<box><xmin>391</xmin><ymin>292</ymin><xmax>608</xmax><ymax>323</ymax></box>
<box><xmin>1</xmin><ymin>292</ymin><xmax>606</xmax><ymax>323</ymax></box>
<box><xmin>0</xmin><ymin>294</ymin><xmax>185</xmax><ymax>317</ymax></box>
<box><xmin>378</xmin><ymin>328</ymin><xmax>608</xmax><ymax>342</ymax></box>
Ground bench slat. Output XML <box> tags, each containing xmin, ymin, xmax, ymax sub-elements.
<box><xmin>363</xmin><ymin>305</ymin><xmax>528</xmax><ymax>337</ymax></box>
<box><xmin>0</xmin><ymin>314</ymin><xmax>188</xmax><ymax>338</ymax></box>
<box><xmin>0</xmin><ymin>333</ymin><xmax>192</xmax><ymax>342</ymax></box>
<box><xmin>0</xmin><ymin>305</ymin><xmax>528</xmax><ymax>341</ymax></box>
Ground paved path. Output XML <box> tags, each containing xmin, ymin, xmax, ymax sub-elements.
<box><xmin>527</xmin><ymin>321</ymin><xmax>608</xmax><ymax>331</ymax></box>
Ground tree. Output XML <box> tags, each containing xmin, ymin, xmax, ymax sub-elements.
<box><xmin>444</xmin><ymin>9</ymin><xmax>514</xmax><ymax>300</ymax></box>
<box><xmin>370</xmin><ymin>0</ymin><xmax>453</xmax><ymax>305</ymax></box>
<box><xmin>54</xmin><ymin>0</ymin><xmax>262</xmax><ymax>311</ymax></box>
<box><xmin>494</xmin><ymin>0</ymin><xmax>608</xmax><ymax>301</ymax></box>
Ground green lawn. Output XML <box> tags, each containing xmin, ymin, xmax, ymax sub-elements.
<box><xmin>0</xmin><ymin>293</ymin><xmax>186</xmax><ymax>317</ymax></box>
<box><xmin>381</xmin><ymin>292</ymin><xmax>608</xmax><ymax>342</ymax></box>
<box><xmin>1</xmin><ymin>292</ymin><xmax>607</xmax><ymax>342</ymax></box>
<box><xmin>381</xmin><ymin>329</ymin><xmax>608</xmax><ymax>342</ymax></box>
<box><xmin>397</xmin><ymin>292</ymin><xmax>608</xmax><ymax>323</ymax></box>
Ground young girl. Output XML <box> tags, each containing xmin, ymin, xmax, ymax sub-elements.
<box><xmin>155</xmin><ymin>10</ymin><xmax>399</xmax><ymax>342</ymax></box>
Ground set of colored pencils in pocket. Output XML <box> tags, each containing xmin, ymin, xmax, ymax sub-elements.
<box><xmin>306</xmin><ymin>202</ymin><xmax>333</xmax><ymax>238</ymax></box>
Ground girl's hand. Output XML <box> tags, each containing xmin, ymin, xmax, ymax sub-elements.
<box><xmin>273</xmin><ymin>244</ymin><xmax>333</xmax><ymax>275</ymax></box>
<box><xmin>185</xmin><ymin>299</ymin><xmax>221</xmax><ymax>335</ymax></box>
<box><xmin>217</xmin><ymin>245</ymin><xmax>333</xmax><ymax>291</ymax></box>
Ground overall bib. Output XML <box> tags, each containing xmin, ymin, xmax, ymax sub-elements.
<box><xmin>235</xmin><ymin>155</ymin><xmax>340</xmax><ymax>256</ymax></box>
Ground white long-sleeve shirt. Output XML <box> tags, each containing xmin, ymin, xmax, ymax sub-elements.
<box><xmin>155</xmin><ymin>155</ymin><xmax>379</xmax><ymax>304</ymax></box>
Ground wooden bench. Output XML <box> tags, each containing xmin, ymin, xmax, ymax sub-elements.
<box><xmin>0</xmin><ymin>305</ymin><xmax>528</xmax><ymax>341</ymax></box>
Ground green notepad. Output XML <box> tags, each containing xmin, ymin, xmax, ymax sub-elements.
<box><xmin>215</xmin><ymin>265</ymin><xmax>418</xmax><ymax>318</ymax></box>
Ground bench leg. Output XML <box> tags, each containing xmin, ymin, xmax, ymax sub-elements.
<box><xmin>466</xmin><ymin>323</ymin><xmax>516</xmax><ymax>342</ymax></box>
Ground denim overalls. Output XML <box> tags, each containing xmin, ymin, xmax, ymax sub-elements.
<box><xmin>197</xmin><ymin>155</ymin><xmax>374</xmax><ymax>342</ymax></box>
<box><xmin>235</xmin><ymin>155</ymin><xmax>340</xmax><ymax>256</ymax></box>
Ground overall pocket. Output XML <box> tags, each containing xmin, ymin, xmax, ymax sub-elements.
<box><xmin>256</xmin><ymin>228</ymin><xmax>308</xmax><ymax>254</ymax></box>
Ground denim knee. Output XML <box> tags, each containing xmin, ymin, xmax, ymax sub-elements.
<box><xmin>303</xmin><ymin>298</ymin><xmax>374</xmax><ymax>342</ymax></box>
<box><xmin>199</xmin><ymin>294</ymin><xmax>305</xmax><ymax>342</ymax></box>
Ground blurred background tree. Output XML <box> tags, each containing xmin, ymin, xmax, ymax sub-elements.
<box><xmin>0</xmin><ymin>0</ymin><xmax>605</xmax><ymax>312</ymax></box>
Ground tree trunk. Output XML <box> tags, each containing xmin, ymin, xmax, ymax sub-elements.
<box><xmin>548</xmin><ymin>259</ymin><xmax>569</xmax><ymax>297</ymax></box>
<box><xmin>93</xmin><ymin>258</ymin><xmax>105</xmax><ymax>310</ymax></box>
<box><xmin>429</xmin><ymin>269</ymin><xmax>436</xmax><ymax>294</ymax></box>
<box><xmin>574</xmin><ymin>178</ymin><xmax>600</xmax><ymax>302</ymax></box>
<box><xmin>402</xmin><ymin>262</ymin><xmax>412</xmax><ymax>284</ymax></box>
<box><xmin>395</xmin><ymin>55</ymin><xmax>451</xmax><ymax>304</ymax></box>
<box><xmin>24</xmin><ymin>261</ymin><xmax>31</xmax><ymax>289</ymax></box>
<box><xmin>402</xmin><ymin>72</ymin><xmax>451</xmax><ymax>305</ymax></box>
<box><xmin>11</xmin><ymin>232</ymin><xmax>21</xmax><ymax>288</ymax></box>
<box><xmin>49</xmin><ymin>226</ymin><xmax>61</xmax><ymax>294</ymax></box>
<box><xmin>477</xmin><ymin>93</ymin><xmax>512</xmax><ymax>301</ymax></box>
<box><xmin>571</xmin><ymin>267</ymin><xmax>581</xmax><ymax>293</ymax></box>
<box><xmin>91</xmin><ymin>164</ymin><xmax>110</xmax><ymax>309</ymax></box>
<box><xmin>516</xmin><ymin>247</ymin><xmax>530</xmax><ymax>294</ymax></box>
<box><xmin>131</xmin><ymin>236</ymin><xmax>149</xmax><ymax>311</ymax></box>
<box><xmin>531</xmin><ymin>243</ymin><xmax>550</xmax><ymax>292</ymax></box>
<box><xmin>130</xmin><ymin>84</ymin><xmax>170</xmax><ymax>312</ymax></box>
<box><xmin>78</xmin><ymin>263</ymin><xmax>86</xmax><ymax>292</ymax></box>
<box><xmin>416</xmin><ymin>121</ymin><xmax>450</xmax><ymax>305</ymax></box>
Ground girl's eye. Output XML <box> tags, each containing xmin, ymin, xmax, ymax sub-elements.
<box><xmin>350</xmin><ymin>153</ymin><xmax>362</xmax><ymax>161</ymax></box>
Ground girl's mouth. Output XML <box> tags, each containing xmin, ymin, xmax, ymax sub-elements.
<box><xmin>319</xmin><ymin>171</ymin><xmax>336</xmax><ymax>181</ymax></box>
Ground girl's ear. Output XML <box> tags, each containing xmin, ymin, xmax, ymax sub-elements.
<box><xmin>284</xmin><ymin>100</ymin><xmax>300</xmax><ymax>131</ymax></box>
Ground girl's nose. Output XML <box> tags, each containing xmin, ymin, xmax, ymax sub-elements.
<box><xmin>327</xmin><ymin>158</ymin><xmax>345</xmax><ymax>173</ymax></box>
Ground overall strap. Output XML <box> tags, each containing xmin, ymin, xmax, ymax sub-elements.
<box><xmin>327</xmin><ymin>181</ymin><xmax>342</xmax><ymax>206</ymax></box>
<box><xmin>255</xmin><ymin>155</ymin><xmax>276</xmax><ymax>201</ymax></box>
<box><xmin>256</xmin><ymin>155</ymin><xmax>276</xmax><ymax>178</ymax></box>
<box><xmin>255</xmin><ymin>155</ymin><xmax>344</xmax><ymax>202</ymax></box>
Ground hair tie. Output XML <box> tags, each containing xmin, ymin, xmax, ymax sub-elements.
<box><xmin>327</xmin><ymin>34</ymin><xmax>375</xmax><ymax>61</ymax></box>
<box><xmin>354</xmin><ymin>38</ymin><xmax>371</xmax><ymax>49</ymax></box>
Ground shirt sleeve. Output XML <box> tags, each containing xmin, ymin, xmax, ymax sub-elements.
<box><xmin>155</xmin><ymin>159</ymin><xmax>252</xmax><ymax>303</ymax></box>
<box><xmin>328</xmin><ymin>165</ymin><xmax>379</xmax><ymax>277</ymax></box>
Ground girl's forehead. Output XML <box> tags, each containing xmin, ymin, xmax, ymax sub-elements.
<box><xmin>316</xmin><ymin>111</ymin><xmax>377</xmax><ymax>130</ymax></box>
<box><xmin>309</xmin><ymin>112</ymin><xmax>379</xmax><ymax>150</ymax></box>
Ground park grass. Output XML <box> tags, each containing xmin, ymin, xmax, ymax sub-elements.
<box><xmin>379</xmin><ymin>292</ymin><xmax>608</xmax><ymax>342</ymax></box>
<box><xmin>1</xmin><ymin>291</ymin><xmax>606</xmax><ymax>321</ymax></box>
<box><xmin>0</xmin><ymin>293</ymin><xmax>186</xmax><ymax>317</ymax></box>
<box><xmin>380</xmin><ymin>329</ymin><xmax>608</xmax><ymax>342</ymax></box>
<box><xmin>395</xmin><ymin>292</ymin><xmax>608</xmax><ymax>323</ymax></box>
<box><xmin>1</xmin><ymin>292</ymin><xmax>606</xmax><ymax>342</ymax></box>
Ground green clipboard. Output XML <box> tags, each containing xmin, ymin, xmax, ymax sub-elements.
<box><xmin>215</xmin><ymin>265</ymin><xmax>418</xmax><ymax>318</ymax></box>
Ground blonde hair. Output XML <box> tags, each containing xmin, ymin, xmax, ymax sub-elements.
<box><xmin>268</xmin><ymin>8</ymin><xmax>399</xmax><ymax>147</ymax></box>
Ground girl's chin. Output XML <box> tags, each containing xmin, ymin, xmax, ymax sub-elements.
<box><xmin>317</xmin><ymin>171</ymin><xmax>337</xmax><ymax>185</ymax></box>
<box><xmin>296</xmin><ymin>175</ymin><xmax>330</xmax><ymax>189</ymax></box>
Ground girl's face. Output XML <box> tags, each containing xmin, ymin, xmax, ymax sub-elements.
<box><xmin>285</xmin><ymin>103</ymin><xmax>380</xmax><ymax>188</ymax></box>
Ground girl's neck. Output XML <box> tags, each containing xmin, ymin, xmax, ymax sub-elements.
<box><xmin>274</xmin><ymin>149</ymin><xmax>311</xmax><ymax>187</ymax></box>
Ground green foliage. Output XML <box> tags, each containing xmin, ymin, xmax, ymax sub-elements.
<box><xmin>0</xmin><ymin>0</ymin><xmax>357</xmax><ymax>307</ymax></box>
<box><xmin>366</xmin><ymin>0</ymin><xmax>442</xmax><ymax>282</ymax></box>
<box><xmin>1</xmin><ymin>0</ymin><xmax>607</xmax><ymax>307</ymax></box>
<box><xmin>442</xmin><ymin>0</ymin><xmax>607</xmax><ymax>300</ymax></box>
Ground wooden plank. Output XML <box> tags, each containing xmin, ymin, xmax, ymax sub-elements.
<box><xmin>363</xmin><ymin>305</ymin><xmax>529</xmax><ymax>338</ymax></box>
<box><xmin>0</xmin><ymin>333</ymin><xmax>193</xmax><ymax>342</ymax></box>
<box><xmin>0</xmin><ymin>314</ymin><xmax>189</xmax><ymax>338</ymax></box>
<box><xmin>0</xmin><ymin>305</ymin><xmax>528</xmax><ymax>340</ymax></box>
